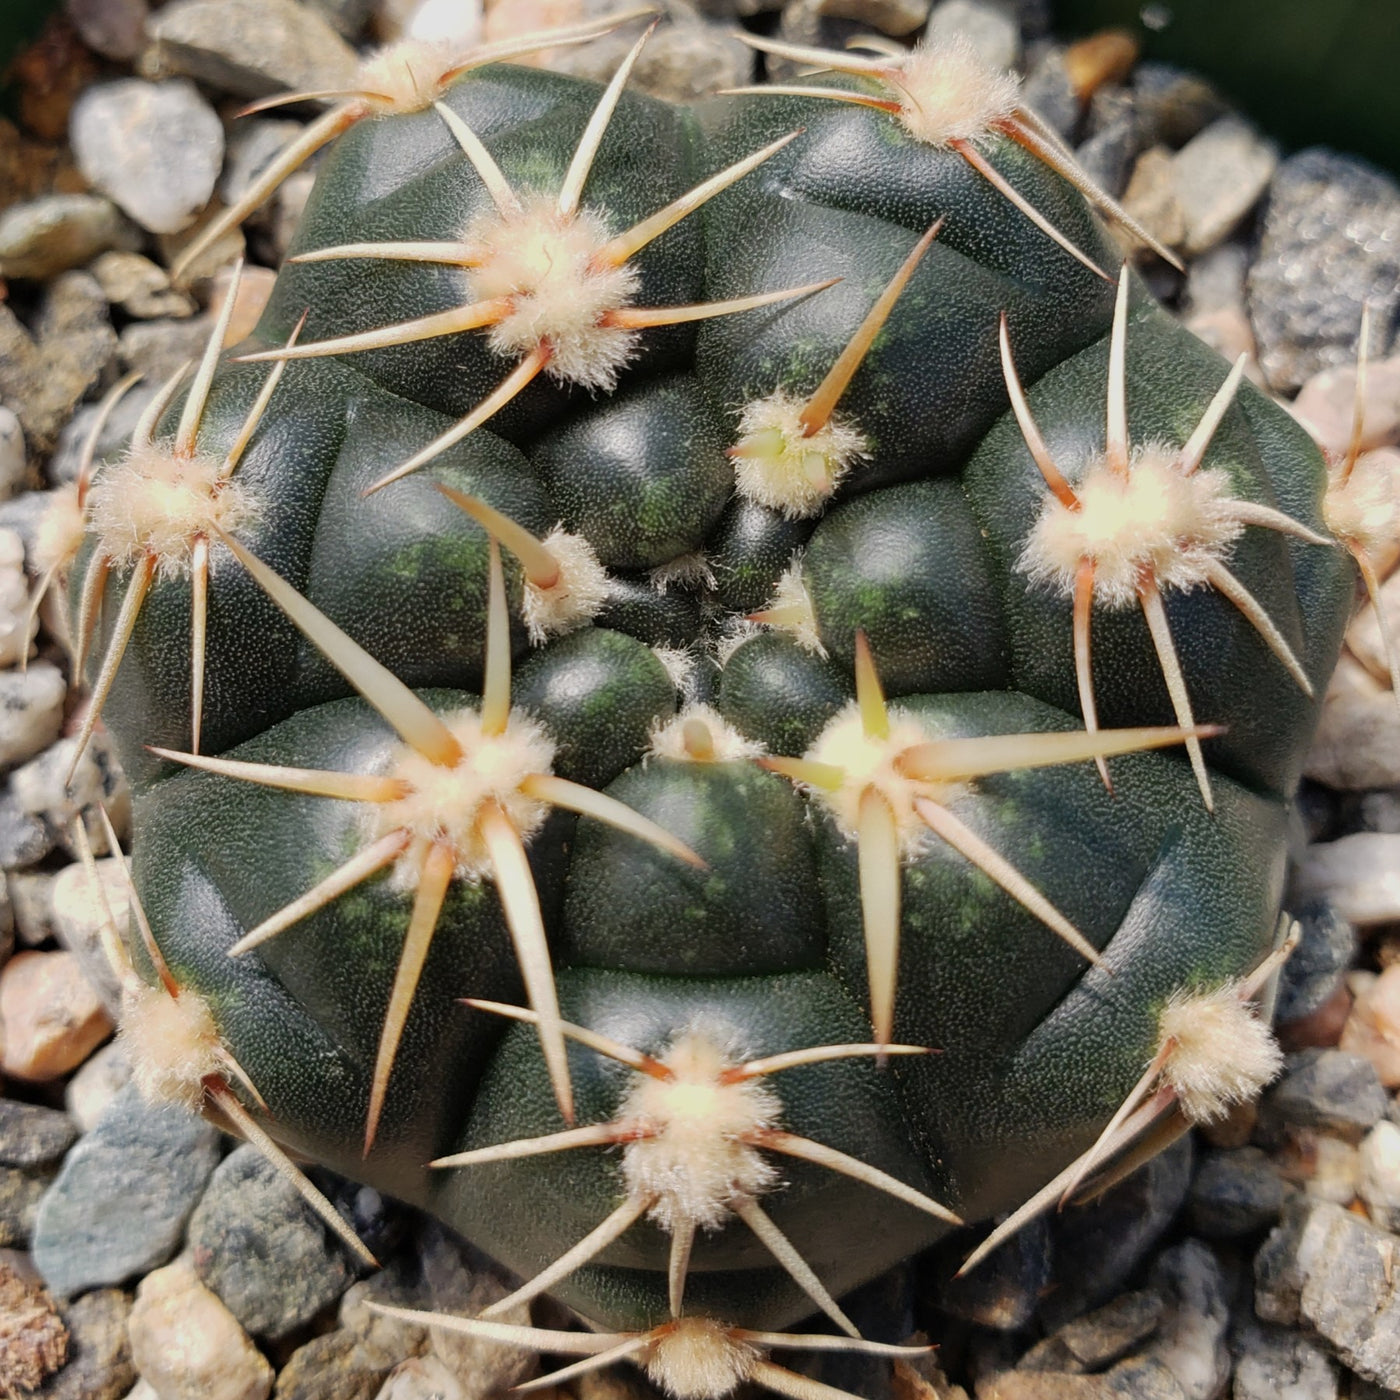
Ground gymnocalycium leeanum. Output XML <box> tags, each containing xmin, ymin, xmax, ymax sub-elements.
<box><xmin>65</xmin><ymin>13</ymin><xmax>1360</xmax><ymax>1397</ymax></box>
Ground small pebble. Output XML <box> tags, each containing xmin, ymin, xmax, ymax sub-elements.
<box><xmin>928</xmin><ymin>1217</ymin><xmax>1049</xmax><ymax>1331</ymax></box>
<box><xmin>71</xmin><ymin>79</ymin><xmax>225</xmax><ymax>236</ymax></box>
<box><xmin>397</xmin><ymin>0</ymin><xmax>483</xmax><ymax>45</ymax></box>
<box><xmin>219</xmin><ymin>117</ymin><xmax>305</xmax><ymax>211</ymax></box>
<box><xmin>50</xmin><ymin>857</ymin><xmax>130</xmax><ymax>1015</ymax></box>
<box><xmin>1345</xmin><ymin>535</ymin><xmax>1400</xmax><ymax>687</ymax></box>
<box><xmin>1358</xmin><ymin>1121</ymin><xmax>1400</xmax><ymax>1230</ymax></box>
<box><xmin>1061</xmin><ymin>29</ymin><xmax>1137</xmax><ymax>103</ymax></box>
<box><xmin>0</xmin><ymin>408</ymin><xmax>24</xmax><ymax>504</ymax></box>
<box><xmin>208</xmin><ymin>264</ymin><xmax>278</xmax><ymax>346</ymax></box>
<box><xmin>90</xmin><ymin>250</ymin><xmax>197</xmax><ymax>320</ymax></box>
<box><xmin>0</xmin><ymin>529</ymin><xmax>37</xmax><ymax>668</ymax></box>
<box><xmin>0</xmin><ymin>193</ymin><xmax>138</xmax><ymax>282</ymax></box>
<box><xmin>1275</xmin><ymin>899</ymin><xmax>1359</xmax><ymax>1044</ymax></box>
<box><xmin>1306</xmin><ymin>656</ymin><xmax>1400</xmax><ymax>792</ymax></box>
<box><xmin>0</xmin><ymin>663</ymin><xmax>66</xmax><ymax>769</ymax></box>
<box><xmin>128</xmin><ymin>1256</ymin><xmax>274</xmax><ymax>1400</ymax></box>
<box><xmin>1297</xmin><ymin>1133</ymin><xmax>1359</xmax><ymax>1205</ymax></box>
<box><xmin>375</xmin><ymin>1355</ymin><xmax>468</xmax><ymax>1400</ymax></box>
<box><xmin>1291</xmin><ymin>353</ymin><xmax>1400</xmax><ymax>459</ymax></box>
<box><xmin>1017</xmin><ymin>1290</ymin><xmax>1164</xmax><ymax>1373</ymax></box>
<box><xmin>1293</xmin><ymin>831</ymin><xmax>1400</xmax><ymax>924</ymax></box>
<box><xmin>1131</xmin><ymin>62</ymin><xmax>1226</xmax><ymax>149</ymax></box>
<box><xmin>1343</xmin><ymin>965</ymin><xmax>1400</xmax><ymax>1085</ymax></box>
<box><xmin>0</xmin><ymin>1101</ymin><xmax>78</xmax><ymax>1171</ymax></box>
<box><xmin>1121</xmin><ymin>146</ymin><xmax>1186</xmax><ymax>252</ymax></box>
<box><xmin>147</xmin><ymin>0</ymin><xmax>360</xmax><ymax>100</ymax></box>
<box><xmin>63</xmin><ymin>1041</ymin><xmax>132</xmax><ymax>1133</ymax></box>
<box><xmin>1020</xmin><ymin>46</ymin><xmax>1080</xmax><ymax>140</ymax></box>
<box><xmin>42</xmin><ymin>1287</ymin><xmax>136</xmax><ymax>1400</ymax></box>
<box><xmin>189</xmin><ymin>1144</ymin><xmax>357</xmax><ymax>1341</ymax></box>
<box><xmin>64</xmin><ymin>0</ymin><xmax>152</xmax><ymax>61</ymax></box>
<box><xmin>1248</xmin><ymin>149</ymin><xmax>1400</xmax><ymax>393</ymax></box>
<box><xmin>1257</xmin><ymin>1048</ymin><xmax>1388</xmax><ymax>1143</ymax></box>
<box><xmin>11</xmin><ymin>729</ymin><xmax>132</xmax><ymax>863</ymax></box>
<box><xmin>31</xmin><ymin>1082</ymin><xmax>220</xmax><ymax>1298</ymax></box>
<box><xmin>120</xmin><ymin>316</ymin><xmax>218</xmax><ymax>386</ymax></box>
<box><xmin>1255</xmin><ymin>1199</ymin><xmax>1400</xmax><ymax>1389</ymax></box>
<box><xmin>1170</xmin><ymin>115</ymin><xmax>1277</xmax><ymax>255</ymax></box>
<box><xmin>0</xmin><ymin>1167</ymin><xmax>54</xmax><ymax>1248</ymax></box>
<box><xmin>926</xmin><ymin>0</ymin><xmax>1017</xmax><ymax>60</ymax></box>
<box><xmin>0</xmin><ymin>950</ymin><xmax>112</xmax><ymax>1082</ymax></box>
<box><xmin>1139</xmin><ymin>1240</ymin><xmax>1231</xmax><ymax>1400</ymax></box>
<box><xmin>0</xmin><ymin>1260</ymin><xmax>68</xmax><ymax>1391</ymax></box>
<box><xmin>1187</xmin><ymin>1146</ymin><xmax>1288</xmax><ymax>1239</ymax></box>
<box><xmin>0</xmin><ymin>271</ymin><xmax>118</xmax><ymax>452</ymax></box>
<box><xmin>1231</xmin><ymin>1320</ymin><xmax>1340</xmax><ymax>1400</ymax></box>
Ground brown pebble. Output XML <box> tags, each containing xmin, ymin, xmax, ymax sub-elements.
<box><xmin>0</xmin><ymin>950</ymin><xmax>113</xmax><ymax>1082</ymax></box>
<box><xmin>0</xmin><ymin>1259</ymin><xmax>67</xmax><ymax>1389</ymax></box>
<box><xmin>1280</xmin><ymin>981</ymin><xmax>1355</xmax><ymax>1051</ymax></box>
<box><xmin>207</xmin><ymin>265</ymin><xmax>278</xmax><ymax>346</ymax></box>
<box><xmin>1342</xmin><ymin>965</ymin><xmax>1400</xmax><ymax>1087</ymax></box>
<box><xmin>1062</xmin><ymin>29</ymin><xmax>1139</xmax><ymax>102</ymax></box>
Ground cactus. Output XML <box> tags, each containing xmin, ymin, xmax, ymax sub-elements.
<box><xmin>70</xmin><ymin>15</ymin><xmax>1360</xmax><ymax>1396</ymax></box>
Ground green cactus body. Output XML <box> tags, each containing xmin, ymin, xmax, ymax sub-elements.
<box><xmin>77</xmin><ymin>25</ymin><xmax>1353</xmax><ymax>1384</ymax></box>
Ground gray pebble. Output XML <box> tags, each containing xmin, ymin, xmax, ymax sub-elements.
<box><xmin>64</xmin><ymin>0</ymin><xmax>151</xmax><ymax>60</ymax></box>
<box><xmin>1187</xmin><ymin>1146</ymin><xmax>1288</xmax><ymax>1240</ymax></box>
<box><xmin>1172</xmin><ymin>115</ymin><xmax>1277</xmax><ymax>255</ymax></box>
<box><xmin>1018</xmin><ymin>1290</ymin><xmax>1164</xmax><ymax>1373</ymax></box>
<box><xmin>1182</xmin><ymin>241</ymin><xmax>1250</xmax><ymax>320</ymax></box>
<box><xmin>189</xmin><ymin>1144</ymin><xmax>356</xmax><ymax>1340</ymax></box>
<box><xmin>11</xmin><ymin>729</ymin><xmax>131</xmax><ymax>865</ymax></box>
<box><xmin>120</xmin><ymin>316</ymin><xmax>219</xmax><ymax>388</ymax></box>
<box><xmin>1248</xmin><ymin>149</ymin><xmax>1400</xmax><ymax>393</ymax></box>
<box><xmin>1231</xmin><ymin>1320</ymin><xmax>1340</xmax><ymax>1400</ymax></box>
<box><xmin>47</xmin><ymin>383</ymin><xmax>160</xmax><ymax>489</ymax></box>
<box><xmin>0</xmin><ymin>272</ymin><xmax>117</xmax><ymax>453</ymax></box>
<box><xmin>1076</xmin><ymin>110</ymin><xmax>1140</xmax><ymax>200</ymax></box>
<box><xmin>1255</xmin><ymin>1198</ymin><xmax>1400</xmax><ymax>1389</ymax></box>
<box><xmin>1141</xmin><ymin>1240</ymin><xmax>1232</xmax><ymax>1400</ymax></box>
<box><xmin>91</xmin><ymin>251</ymin><xmax>197</xmax><ymax>321</ymax></box>
<box><xmin>31</xmin><ymin>1082</ymin><xmax>220</xmax><ymax>1299</ymax></box>
<box><xmin>0</xmin><ymin>1101</ymin><xmax>77</xmax><ymax>1170</ymax></box>
<box><xmin>71</xmin><ymin>80</ymin><xmax>225</xmax><ymax>236</ymax></box>
<box><xmin>1256</xmin><ymin>1049</ymin><xmax>1389</xmax><ymax>1144</ymax></box>
<box><xmin>147</xmin><ymin>0</ymin><xmax>359</xmax><ymax>101</ymax></box>
<box><xmin>1042</xmin><ymin>1134</ymin><xmax>1193</xmax><ymax>1329</ymax></box>
<box><xmin>0</xmin><ymin>491</ymin><xmax>60</xmax><ymax>560</ymax></box>
<box><xmin>0</xmin><ymin>664</ymin><xmax>68</xmax><ymax>772</ymax></box>
<box><xmin>1131</xmin><ymin>63</ymin><xmax>1227</xmax><ymax>150</ymax></box>
<box><xmin>0</xmin><ymin>1167</ymin><xmax>52</xmax><ymax>1248</ymax></box>
<box><xmin>0</xmin><ymin>407</ymin><xmax>26</xmax><ymax>504</ymax></box>
<box><xmin>45</xmin><ymin>1287</ymin><xmax>137</xmax><ymax>1400</ymax></box>
<box><xmin>220</xmin><ymin>118</ymin><xmax>307</xmax><ymax>211</ymax></box>
<box><xmin>0</xmin><ymin>795</ymin><xmax>56</xmax><ymax>870</ymax></box>
<box><xmin>303</xmin><ymin>0</ymin><xmax>375</xmax><ymax>37</ymax></box>
<box><xmin>1274</xmin><ymin>900</ymin><xmax>1357</xmax><ymax>1033</ymax></box>
<box><xmin>0</xmin><ymin>195</ymin><xmax>139</xmax><ymax>283</ymax></box>
<box><xmin>1020</xmin><ymin>47</ymin><xmax>1081</xmax><ymax>141</ymax></box>
<box><xmin>926</xmin><ymin>0</ymin><xmax>1021</xmax><ymax>69</ymax></box>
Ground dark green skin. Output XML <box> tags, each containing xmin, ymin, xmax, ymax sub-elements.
<box><xmin>92</xmin><ymin>62</ymin><xmax>1352</xmax><ymax>1336</ymax></box>
<box><xmin>718</xmin><ymin>631</ymin><xmax>853</xmax><ymax>756</ymax></box>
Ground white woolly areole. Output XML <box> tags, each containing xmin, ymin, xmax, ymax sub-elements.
<box><xmin>357</xmin><ymin>38</ymin><xmax>463</xmax><ymax>112</ymax></box>
<box><xmin>466</xmin><ymin>196</ymin><xmax>641</xmax><ymax>389</ymax></box>
<box><xmin>620</xmin><ymin>1032</ymin><xmax>782</xmax><ymax>1232</ymax></box>
<box><xmin>521</xmin><ymin>528</ymin><xmax>608</xmax><ymax>642</ymax></box>
<box><xmin>120</xmin><ymin>983</ymin><xmax>222</xmax><ymax>1112</ymax></box>
<box><xmin>32</xmin><ymin>484</ymin><xmax>86</xmax><ymax>575</ymax></box>
<box><xmin>731</xmin><ymin>391</ymin><xmax>868</xmax><ymax>519</ymax></box>
<box><xmin>645</xmin><ymin>1318</ymin><xmax>760</xmax><ymax>1400</ymax></box>
<box><xmin>87</xmin><ymin>444</ymin><xmax>256</xmax><ymax>579</ymax></box>
<box><xmin>1018</xmin><ymin>449</ymin><xmax>1243</xmax><ymax>608</ymax></box>
<box><xmin>805</xmin><ymin>702</ymin><xmax>949</xmax><ymax>853</ymax></box>
<box><xmin>892</xmin><ymin>37</ymin><xmax>1021</xmax><ymax>148</ymax></box>
<box><xmin>1157</xmin><ymin>983</ymin><xmax>1284</xmax><ymax>1124</ymax></box>
<box><xmin>652</xmin><ymin>645</ymin><xmax>697</xmax><ymax>693</ymax></box>
<box><xmin>650</xmin><ymin>553</ymin><xmax>717</xmax><ymax>594</ymax></box>
<box><xmin>648</xmin><ymin>704</ymin><xmax>765</xmax><ymax>763</ymax></box>
<box><xmin>760</xmin><ymin>562</ymin><xmax>824</xmax><ymax>655</ymax></box>
<box><xmin>1325</xmin><ymin>452</ymin><xmax>1400</xmax><ymax>556</ymax></box>
<box><xmin>375</xmin><ymin>707</ymin><xmax>555</xmax><ymax>883</ymax></box>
